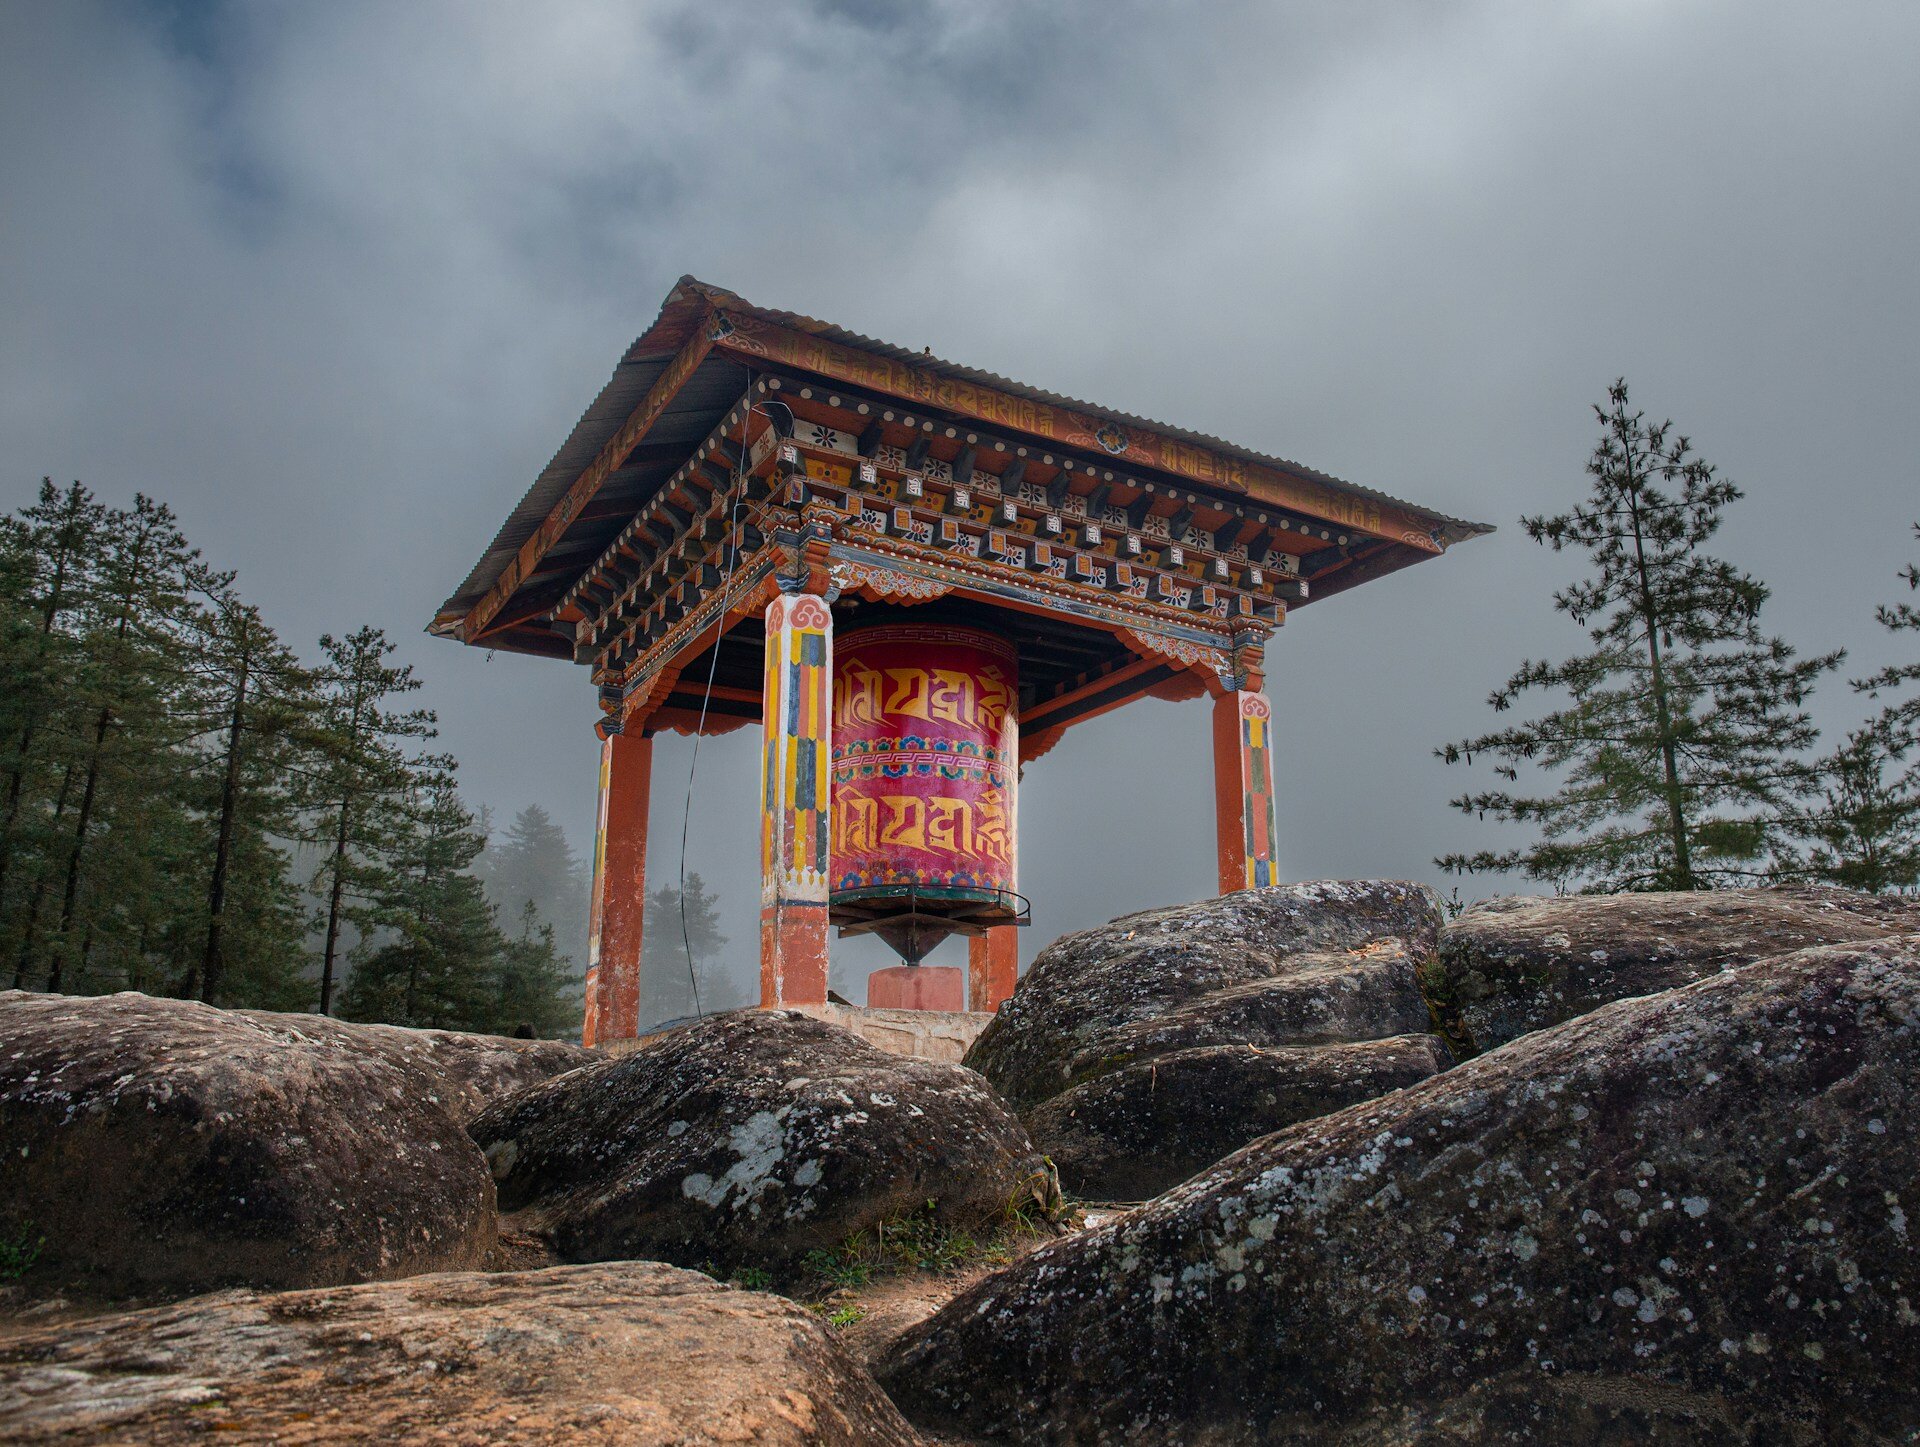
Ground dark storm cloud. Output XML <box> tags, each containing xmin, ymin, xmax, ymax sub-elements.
<box><xmin>4</xmin><ymin>0</ymin><xmax>1916</xmax><ymax>1011</ymax></box>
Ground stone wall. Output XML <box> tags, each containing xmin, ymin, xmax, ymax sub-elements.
<box><xmin>792</xmin><ymin>1003</ymin><xmax>996</xmax><ymax>1063</ymax></box>
<box><xmin>606</xmin><ymin>1003</ymin><xmax>997</xmax><ymax>1064</ymax></box>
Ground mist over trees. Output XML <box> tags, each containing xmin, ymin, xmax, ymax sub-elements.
<box><xmin>0</xmin><ymin>479</ymin><xmax>577</xmax><ymax>1035</ymax></box>
<box><xmin>1441</xmin><ymin>383</ymin><xmax>1916</xmax><ymax>894</ymax></box>
<box><xmin>477</xmin><ymin>804</ymin><xmax>589</xmax><ymax>973</ymax></box>
<box><xmin>640</xmin><ymin>872</ymin><xmax>732</xmax><ymax>1025</ymax></box>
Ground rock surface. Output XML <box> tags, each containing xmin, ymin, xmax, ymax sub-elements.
<box><xmin>310</xmin><ymin>1015</ymin><xmax>592</xmax><ymax>1124</ymax></box>
<box><xmin>470</xmin><ymin>1009</ymin><xmax>1049</xmax><ymax>1278</ymax></box>
<box><xmin>0</xmin><ymin>991</ymin><xmax>586</xmax><ymax>1297</ymax></box>
<box><xmin>1023</xmin><ymin>1035</ymin><xmax>1453</xmax><ymax>1204</ymax></box>
<box><xmin>1433</xmin><ymin>885</ymin><xmax>1920</xmax><ymax>1053</ymax></box>
<box><xmin>882</xmin><ymin>935</ymin><xmax>1920</xmax><ymax>1444</ymax></box>
<box><xmin>965</xmin><ymin>883</ymin><xmax>1453</xmax><ymax>1198</ymax></box>
<box><xmin>0</xmin><ymin>1262</ymin><xmax>920</xmax><ymax>1445</ymax></box>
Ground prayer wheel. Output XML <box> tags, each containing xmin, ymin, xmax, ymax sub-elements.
<box><xmin>830</xmin><ymin>622</ymin><xmax>1022</xmax><ymax>964</ymax></box>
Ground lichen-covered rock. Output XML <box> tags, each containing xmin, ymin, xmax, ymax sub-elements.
<box><xmin>1434</xmin><ymin>885</ymin><xmax>1920</xmax><ymax>1053</ymax></box>
<box><xmin>0</xmin><ymin>1262</ymin><xmax>920</xmax><ymax>1445</ymax></box>
<box><xmin>469</xmin><ymin>1009</ymin><xmax>1048</xmax><ymax>1278</ymax></box>
<box><xmin>0</xmin><ymin>991</ymin><xmax>520</xmax><ymax>1297</ymax></box>
<box><xmin>881</xmin><ymin>936</ymin><xmax>1920</xmax><ymax>1445</ymax></box>
<box><xmin>964</xmin><ymin>884</ymin><xmax>1452</xmax><ymax>1198</ymax></box>
<box><xmin>307</xmin><ymin>1016</ymin><xmax>593</xmax><ymax>1124</ymax></box>
<box><xmin>969</xmin><ymin>884</ymin><xmax>1445</xmax><ymax>1109</ymax></box>
<box><xmin>1024</xmin><ymin>1035</ymin><xmax>1452</xmax><ymax>1204</ymax></box>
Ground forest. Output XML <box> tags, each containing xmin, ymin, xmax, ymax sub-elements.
<box><xmin>0</xmin><ymin>480</ymin><xmax>608</xmax><ymax>1035</ymax></box>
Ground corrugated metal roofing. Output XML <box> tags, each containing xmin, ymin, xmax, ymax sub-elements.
<box><xmin>433</xmin><ymin>275</ymin><xmax>1492</xmax><ymax>633</ymax></box>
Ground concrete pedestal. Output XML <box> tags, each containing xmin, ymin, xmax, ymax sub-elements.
<box><xmin>867</xmin><ymin>964</ymin><xmax>965</xmax><ymax>1012</ymax></box>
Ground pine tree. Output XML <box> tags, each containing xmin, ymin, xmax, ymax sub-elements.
<box><xmin>641</xmin><ymin>872</ymin><xmax>730</xmax><ymax>1021</ymax></box>
<box><xmin>1438</xmin><ymin>381</ymin><xmax>1842</xmax><ymax>892</ymax></box>
<box><xmin>174</xmin><ymin>590</ymin><xmax>316</xmax><ymax>1005</ymax></box>
<box><xmin>338</xmin><ymin>767</ymin><xmax>496</xmax><ymax>1028</ymax></box>
<box><xmin>1788</xmin><ymin>723</ymin><xmax>1920</xmax><ymax>893</ymax></box>
<box><xmin>0</xmin><ymin>482</ymin><xmax>104</xmax><ymax>967</ymax></box>
<box><xmin>294</xmin><ymin>626</ymin><xmax>437</xmax><ymax>1014</ymax></box>
<box><xmin>494</xmin><ymin>901</ymin><xmax>579</xmax><ymax>1039</ymax></box>
<box><xmin>1784</xmin><ymin>522</ymin><xmax>1920</xmax><ymax>892</ymax></box>
<box><xmin>340</xmin><ymin>778</ymin><xmax>575</xmax><ymax>1035</ymax></box>
<box><xmin>480</xmin><ymin>804</ymin><xmax>587</xmax><ymax>970</ymax></box>
<box><xmin>16</xmin><ymin>495</ymin><xmax>215</xmax><ymax>991</ymax></box>
<box><xmin>1857</xmin><ymin>521</ymin><xmax>1920</xmax><ymax>747</ymax></box>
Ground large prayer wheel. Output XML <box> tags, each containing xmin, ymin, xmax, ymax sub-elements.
<box><xmin>830</xmin><ymin>622</ymin><xmax>1022</xmax><ymax>963</ymax></box>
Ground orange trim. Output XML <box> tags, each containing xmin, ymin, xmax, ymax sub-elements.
<box><xmin>1019</xmin><ymin>657</ymin><xmax>1164</xmax><ymax>731</ymax></box>
<box><xmin>713</xmin><ymin>319</ymin><xmax>1439</xmax><ymax>551</ymax></box>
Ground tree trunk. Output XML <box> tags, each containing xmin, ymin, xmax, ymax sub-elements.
<box><xmin>200</xmin><ymin>636</ymin><xmax>251</xmax><ymax>1005</ymax></box>
<box><xmin>405</xmin><ymin>852</ymin><xmax>433</xmax><ymax>1022</ymax></box>
<box><xmin>0</xmin><ymin>541</ymin><xmax>76</xmax><ymax>911</ymax></box>
<box><xmin>14</xmin><ymin>765</ymin><xmax>75</xmax><ymax>990</ymax></box>
<box><xmin>52</xmin><ymin>704</ymin><xmax>113</xmax><ymax>989</ymax></box>
<box><xmin>52</xmin><ymin>514</ymin><xmax>156</xmax><ymax>989</ymax></box>
<box><xmin>319</xmin><ymin>797</ymin><xmax>352</xmax><ymax>1015</ymax></box>
<box><xmin>1624</xmin><ymin>457</ymin><xmax>1694</xmax><ymax>889</ymax></box>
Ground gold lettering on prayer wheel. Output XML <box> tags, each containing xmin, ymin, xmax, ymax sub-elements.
<box><xmin>830</xmin><ymin>624</ymin><xmax>1019</xmax><ymax>912</ymax></box>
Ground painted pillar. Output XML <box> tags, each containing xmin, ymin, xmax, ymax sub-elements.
<box><xmin>584</xmin><ymin>729</ymin><xmax>652</xmax><ymax>1046</ymax></box>
<box><xmin>759</xmin><ymin>592</ymin><xmax>834</xmax><ymax>1006</ymax></box>
<box><xmin>967</xmin><ymin>926</ymin><xmax>1020</xmax><ymax>1012</ymax></box>
<box><xmin>1212</xmin><ymin>688</ymin><xmax>1278</xmax><ymax>893</ymax></box>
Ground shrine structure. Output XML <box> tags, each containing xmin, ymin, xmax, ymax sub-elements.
<box><xmin>431</xmin><ymin>278</ymin><xmax>1489</xmax><ymax>1047</ymax></box>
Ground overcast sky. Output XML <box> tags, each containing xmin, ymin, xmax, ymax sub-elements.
<box><xmin>4</xmin><ymin>0</ymin><xmax>1916</xmax><ymax>1014</ymax></box>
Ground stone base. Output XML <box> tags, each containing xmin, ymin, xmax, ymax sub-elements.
<box><xmin>608</xmin><ymin>1000</ymin><xmax>996</xmax><ymax>1064</ymax></box>
<box><xmin>791</xmin><ymin>1002</ymin><xmax>993</xmax><ymax>1063</ymax></box>
<box><xmin>866</xmin><ymin>964</ymin><xmax>965</xmax><ymax>1012</ymax></box>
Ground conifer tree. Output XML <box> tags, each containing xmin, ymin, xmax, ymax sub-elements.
<box><xmin>294</xmin><ymin>626</ymin><xmax>437</xmax><ymax>1014</ymax></box>
<box><xmin>27</xmin><ymin>496</ymin><xmax>214</xmax><ymax>990</ymax></box>
<box><xmin>176</xmin><ymin>591</ymin><xmax>316</xmax><ymax>1004</ymax></box>
<box><xmin>0</xmin><ymin>482</ymin><xmax>103</xmax><ymax>939</ymax></box>
<box><xmin>1783</xmin><ymin>522</ymin><xmax>1920</xmax><ymax>891</ymax></box>
<box><xmin>641</xmin><ymin>872</ymin><xmax>730</xmax><ymax>1021</ymax></box>
<box><xmin>1857</xmin><ymin>521</ymin><xmax>1920</xmax><ymax>747</ymax></box>
<box><xmin>1438</xmin><ymin>381</ymin><xmax>1841</xmax><ymax>891</ymax></box>
<box><xmin>1788</xmin><ymin>723</ymin><xmax>1919</xmax><ymax>893</ymax></box>
<box><xmin>494</xmin><ymin>901</ymin><xmax>579</xmax><ymax>1039</ymax></box>
<box><xmin>338</xmin><ymin>766</ymin><xmax>494</xmax><ymax>1027</ymax></box>
<box><xmin>480</xmin><ymin>803</ymin><xmax>587</xmax><ymax>968</ymax></box>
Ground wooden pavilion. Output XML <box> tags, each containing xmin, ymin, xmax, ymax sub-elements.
<box><xmin>430</xmin><ymin>277</ymin><xmax>1490</xmax><ymax>1046</ymax></box>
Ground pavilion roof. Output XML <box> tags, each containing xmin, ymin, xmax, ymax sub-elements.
<box><xmin>431</xmin><ymin>275</ymin><xmax>1491</xmax><ymax>652</ymax></box>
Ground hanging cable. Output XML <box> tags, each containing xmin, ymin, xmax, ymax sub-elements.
<box><xmin>675</xmin><ymin>386</ymin><xmax>794</xmax><ymax>1016</ymax></box>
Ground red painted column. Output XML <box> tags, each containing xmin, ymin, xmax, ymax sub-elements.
<box><xmin>967</xmin><ymin>926</ymin><xmax>1020</xmax><ymax>1012</ymax></box>
<box><xmin>759</xmin><ymin>592</ymin><xmax>834</xmax><ymax>1006</ymax></box>
<box><xmin>584</xmin><ymin>729</ymin><xmax>651</xmax><ymax>1046</ymax></box>
<box><xmin>1212</xmin><ymin>688</ymin><xmax>1279</xmax><ymax>893</ymax></box>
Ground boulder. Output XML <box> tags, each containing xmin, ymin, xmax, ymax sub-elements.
<box><xmin>0</xmin><ymin>991</ymin><xmax>533</xmax><ymax>1297</ymax></box>
<box><xmin>964</xmin><ymin>884</ymin><xmax>1453</xmax><ymax>1198</ymax></box>
<box><xmin>0</xmin><ymin>1262</ymin><xmax>920</xmax><ymax>1445</ymax></box>
<box><xmin>1023</xmin><ymin>1035</ymin><xmax>1452</xmax><ymax>1204</ymax></box>
<box><xmin>880</xmin><ymin>935</ymin><xmax>1920</xmax><ymax>1445</ymax></box>
<box><xmin>1433</xmin><ymin>885</ymin><xmax>1920</xmax><ymax>1053</ymax></box>
<box><xmin>308</xmin><ymin>1016</ymin><xmax>593</xmax><ymax>1124</ymax></box>
<box><xmin>469</xmin><ymin>1009</ymin><xmax>1049</xmax><ymax>1279</ymax></box>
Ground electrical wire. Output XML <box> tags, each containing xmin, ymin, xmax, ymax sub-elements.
<box><xmin>675</xmin><ymin>388</ymin><xmax>794</xmax><ymax>1017</ymax></box>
